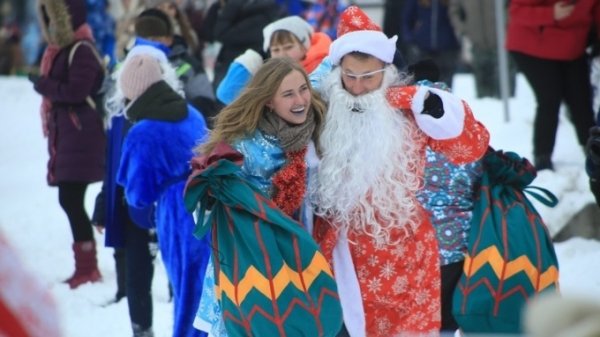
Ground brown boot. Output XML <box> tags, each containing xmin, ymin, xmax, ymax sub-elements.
<box><xmin>65</xmin><ymin>241</ymin><xmax>102</xmax><ymax>289</ymax></box>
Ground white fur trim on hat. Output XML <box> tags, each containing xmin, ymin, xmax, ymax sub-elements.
<box><xmin>262</xmin><ymin>16</ymin><xmax>314</xmax><ymax>52</ymax></box>
<box><xmin>329</xmin><ymin>30</ymin><xmax>397</xmax><ymax>65</ymax></box>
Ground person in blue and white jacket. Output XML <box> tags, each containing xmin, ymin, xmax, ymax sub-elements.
<box><xmin>216</xmin><ymin>15</ymin><xmax>331</xmax><ymax>105</ymax></box>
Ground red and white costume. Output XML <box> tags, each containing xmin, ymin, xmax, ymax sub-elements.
<box><xmin>312</xmin><ymin>6</ymin><xmax>490</xmax><ymax>337</ymax></box>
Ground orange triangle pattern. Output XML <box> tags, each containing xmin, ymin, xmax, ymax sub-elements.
<box><xmin>215</xmin><ymin>252</ymin><xmax>334</xmax><ymax>304</ymax></box>
<box><xmin>464</xmin><ymin>246</ymin><xmax>559</xmax><ymax>291</ymax></box>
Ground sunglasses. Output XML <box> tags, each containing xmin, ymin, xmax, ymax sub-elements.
<box><xmin>341</xmin><ymin>68</ymin><xmax>386</xmax><ymax>81</ymax></box>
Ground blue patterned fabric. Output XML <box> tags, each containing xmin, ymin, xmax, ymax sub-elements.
<box><xmin>232</xmin><ymin>130</ymin><xmax>287</xmax><ymax>195</ymax></box>
<box><xmin>417</xmin><ymin>147</ymin><xmax>483</xmax><ymax>265</ymax></box>
<box><xmin>194</xmin><ymin>259</ymin><xmax>228</xmax><ymax>336</ymax></box>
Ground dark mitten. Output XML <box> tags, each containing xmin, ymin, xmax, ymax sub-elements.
<box><xmin>586</xmin><ymin>126</ymin><xmax>600</xmax><ymax>164</ymax></box>
<box><xmin>422</xmin><ymin>92</ymin><xmax>444</xmax><ymax>119</ymax></box>
<box><xmin>28</xmin><ymin>72</ymin><xmax>40</xmax><ymax>85</ymax></box>
<box><xmin>408</xmin><ymin>58</ymin><xmax>440</xmax><ymax>83</ymax></box>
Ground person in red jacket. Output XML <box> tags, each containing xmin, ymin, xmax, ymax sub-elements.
<box><xmin>311</xmin><ymin>6</ymin><xmax>490</xmax><ymax>337</ymax></box>
<box><xmin>506</xmin><ymin>0</ymin><xmax>600</xmax><ymax>171</ymax></box>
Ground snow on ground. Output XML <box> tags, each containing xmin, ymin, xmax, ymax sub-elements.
<box><xmin>0</xmin><ymin>73</ymin><xmax>598</xmax><ymax>336</ymax></box>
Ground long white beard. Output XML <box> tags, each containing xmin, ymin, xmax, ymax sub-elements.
<box><xmin>312</xmin><ymin>67</ymin><xmax>424</xmax><ymax>245</ymax></box>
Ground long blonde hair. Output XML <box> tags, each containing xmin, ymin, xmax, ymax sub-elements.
<box><xmin>197</xmin><ymin>57</ymin><xmax>326</xmax><ymax>155</ymax></box>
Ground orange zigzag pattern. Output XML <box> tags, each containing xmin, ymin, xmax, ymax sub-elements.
<box><xmin>464</xmin><ymin>246</ymin><xmax>559</xmax><ymax>291</ymax></box>
<box><xmin>216</xmin><ymin>252</ymin><xmax>334</xmax><ymax>304</ymax></box>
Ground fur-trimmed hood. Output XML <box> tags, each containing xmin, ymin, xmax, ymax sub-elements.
<box><xmin>37</xmin><ymin>0</ymin><xmax>87</xmax><ymax>47</ymax></box>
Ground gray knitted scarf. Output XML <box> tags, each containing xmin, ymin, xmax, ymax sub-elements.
<box><xmin>257</xmin><ymin>107</ymin><xmax>316</xmax><ymax>152</ymax></box>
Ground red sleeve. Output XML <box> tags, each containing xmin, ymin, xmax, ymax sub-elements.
<box><xmin>428</xmin><ymin>102</ymin><xmax>490</xmax><ymax>165</ymax></box>
<box><xmin>386</xmin><ymin>85</ymin><xmax>490</xmax><ymax>165</ymax></box>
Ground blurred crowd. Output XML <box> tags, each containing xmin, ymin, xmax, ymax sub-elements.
<box><xmin>5</xmin><ymin>1</ymin><xmax>600</xmax><ymax>337</ymax></box>
<box><xmin>0</xmin><ymin>0</ymin><xmax>354</xmax><ymax>77</ymax></box>
<box><xmin>0</xmin><ymin>0</ymin><xmax>528</xmax><ymax>103</ymax></box>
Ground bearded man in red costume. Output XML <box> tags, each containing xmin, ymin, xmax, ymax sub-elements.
<box><xmin>310</xmin><ymin>6</ymin><xmax>490</xmax><ymax>337</ymax></box>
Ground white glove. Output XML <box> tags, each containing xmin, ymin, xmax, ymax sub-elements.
<box><xmin>411</xmin><ymin>86</ymin><xmax>465</xmax><ymax>140</ymax></box>
<box><xmin>234</xmin><ymin>49</ymin><xmax>263</xmax><ymax>75</ymax></box>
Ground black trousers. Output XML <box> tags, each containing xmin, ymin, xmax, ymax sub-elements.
<box><xmin>58</xmin><ymin>182</ymin><xmax>93</xmax><ymax>242</ymax></box>
<box><xmin>124</xmin><ymin>212</ymin><xmax>156</xmax><ymax>330</ymax></box>
<box><xmin>441</xmin><ymin>260</ymin><xmax>464</xmax><ymax>332</ymax></box>
<box><xmin>511</xmin><ymin>51</ymin><xmax>595</xmax><ymax>157</ymax></box>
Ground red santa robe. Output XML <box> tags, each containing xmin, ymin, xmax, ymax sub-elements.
<box><xmin>314</xmin><ymin>85</ymin><xmax>490</xmax><ymax>337</ymax></box>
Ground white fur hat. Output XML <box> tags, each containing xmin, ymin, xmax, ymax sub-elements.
<box><xmin>328</xmin><ymin>6</ymin><xmax>397</xmax><ymax>65</ymax></box>
<box><xmin>262</xmin><ymin>16</ymin><xmax>314</xmax><ymax>52</ymax></box>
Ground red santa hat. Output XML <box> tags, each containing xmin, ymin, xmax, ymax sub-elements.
<box><xmin>328</xmin><ymin>6</ymin><xmax>397</xmax><ymax>65</ymax></box>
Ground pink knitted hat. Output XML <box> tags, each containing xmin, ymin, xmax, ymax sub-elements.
<box><xmin>120</xmin><ymin>54</ymin><xmax>163</xmax><ymax>101</ymax></box>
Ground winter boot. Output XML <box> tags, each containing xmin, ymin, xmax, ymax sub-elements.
<box><xmin>64</xmin><ymin>241</ymin><xmax>102</xmax><ymax>289</ymax></box>
<box><xmin>534</xmin><ymin>154</ymin><xmax>554</xmax><ymax>171</ymax></box>
<box><xmin>132</xmin><ymin>323</ymin><xmax>154</xmax><ymax>337</ymax></box>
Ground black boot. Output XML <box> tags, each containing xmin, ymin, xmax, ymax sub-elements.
<box><xmin>132</xmin><ymin>323</ymin><xmax>154</xmax><ymax>337</ymax></box>
<box><xmin>100</xmin><ymin>249</ymin><xmax>127</xmax><ymax>307</ymax></box>
<box><xmin>534</xmin><ymin>154</ymin><xmax>554</xmax><ymax>171</ymax></box>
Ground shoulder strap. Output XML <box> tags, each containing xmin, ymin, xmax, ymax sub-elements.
<box><xmin>69</xmin><ymin>40</ymin><xmax>106</xmax><ymax>71</ymax></box>
<box><xmin>524</xmin><ymin>186</ymin><xmax>559</xmax><ymax>207</ymax></box>
<box><xmin>68</xmin><ymin>40</ymin><xmax>107</xmax><ymax>110</ymax></box>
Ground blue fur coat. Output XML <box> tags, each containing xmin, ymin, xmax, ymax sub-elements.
<box><xmin>117</xmin><ymin>94</ymin><xmax>210</xmax><ymax>337</ymax></box>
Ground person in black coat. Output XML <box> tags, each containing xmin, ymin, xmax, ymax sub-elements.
<box><xmin>203</xmin><ymin>0</ymin><xmax>281</xmax><ymax>92</ymax></box>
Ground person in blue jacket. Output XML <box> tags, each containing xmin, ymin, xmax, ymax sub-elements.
<box><xmin>132</xmin><ymin>8</ymin><xmax>220</xmax><ymax>128</ymax></box>
<box><xmin>107</xmin><ymin>45</ymin><xmax>211</xmax><ymax>337</ymax></box>
<box><xmin>215</xmin><ymin>15</ymin><xmax>332</xmax><ymax>105</ymax></box>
